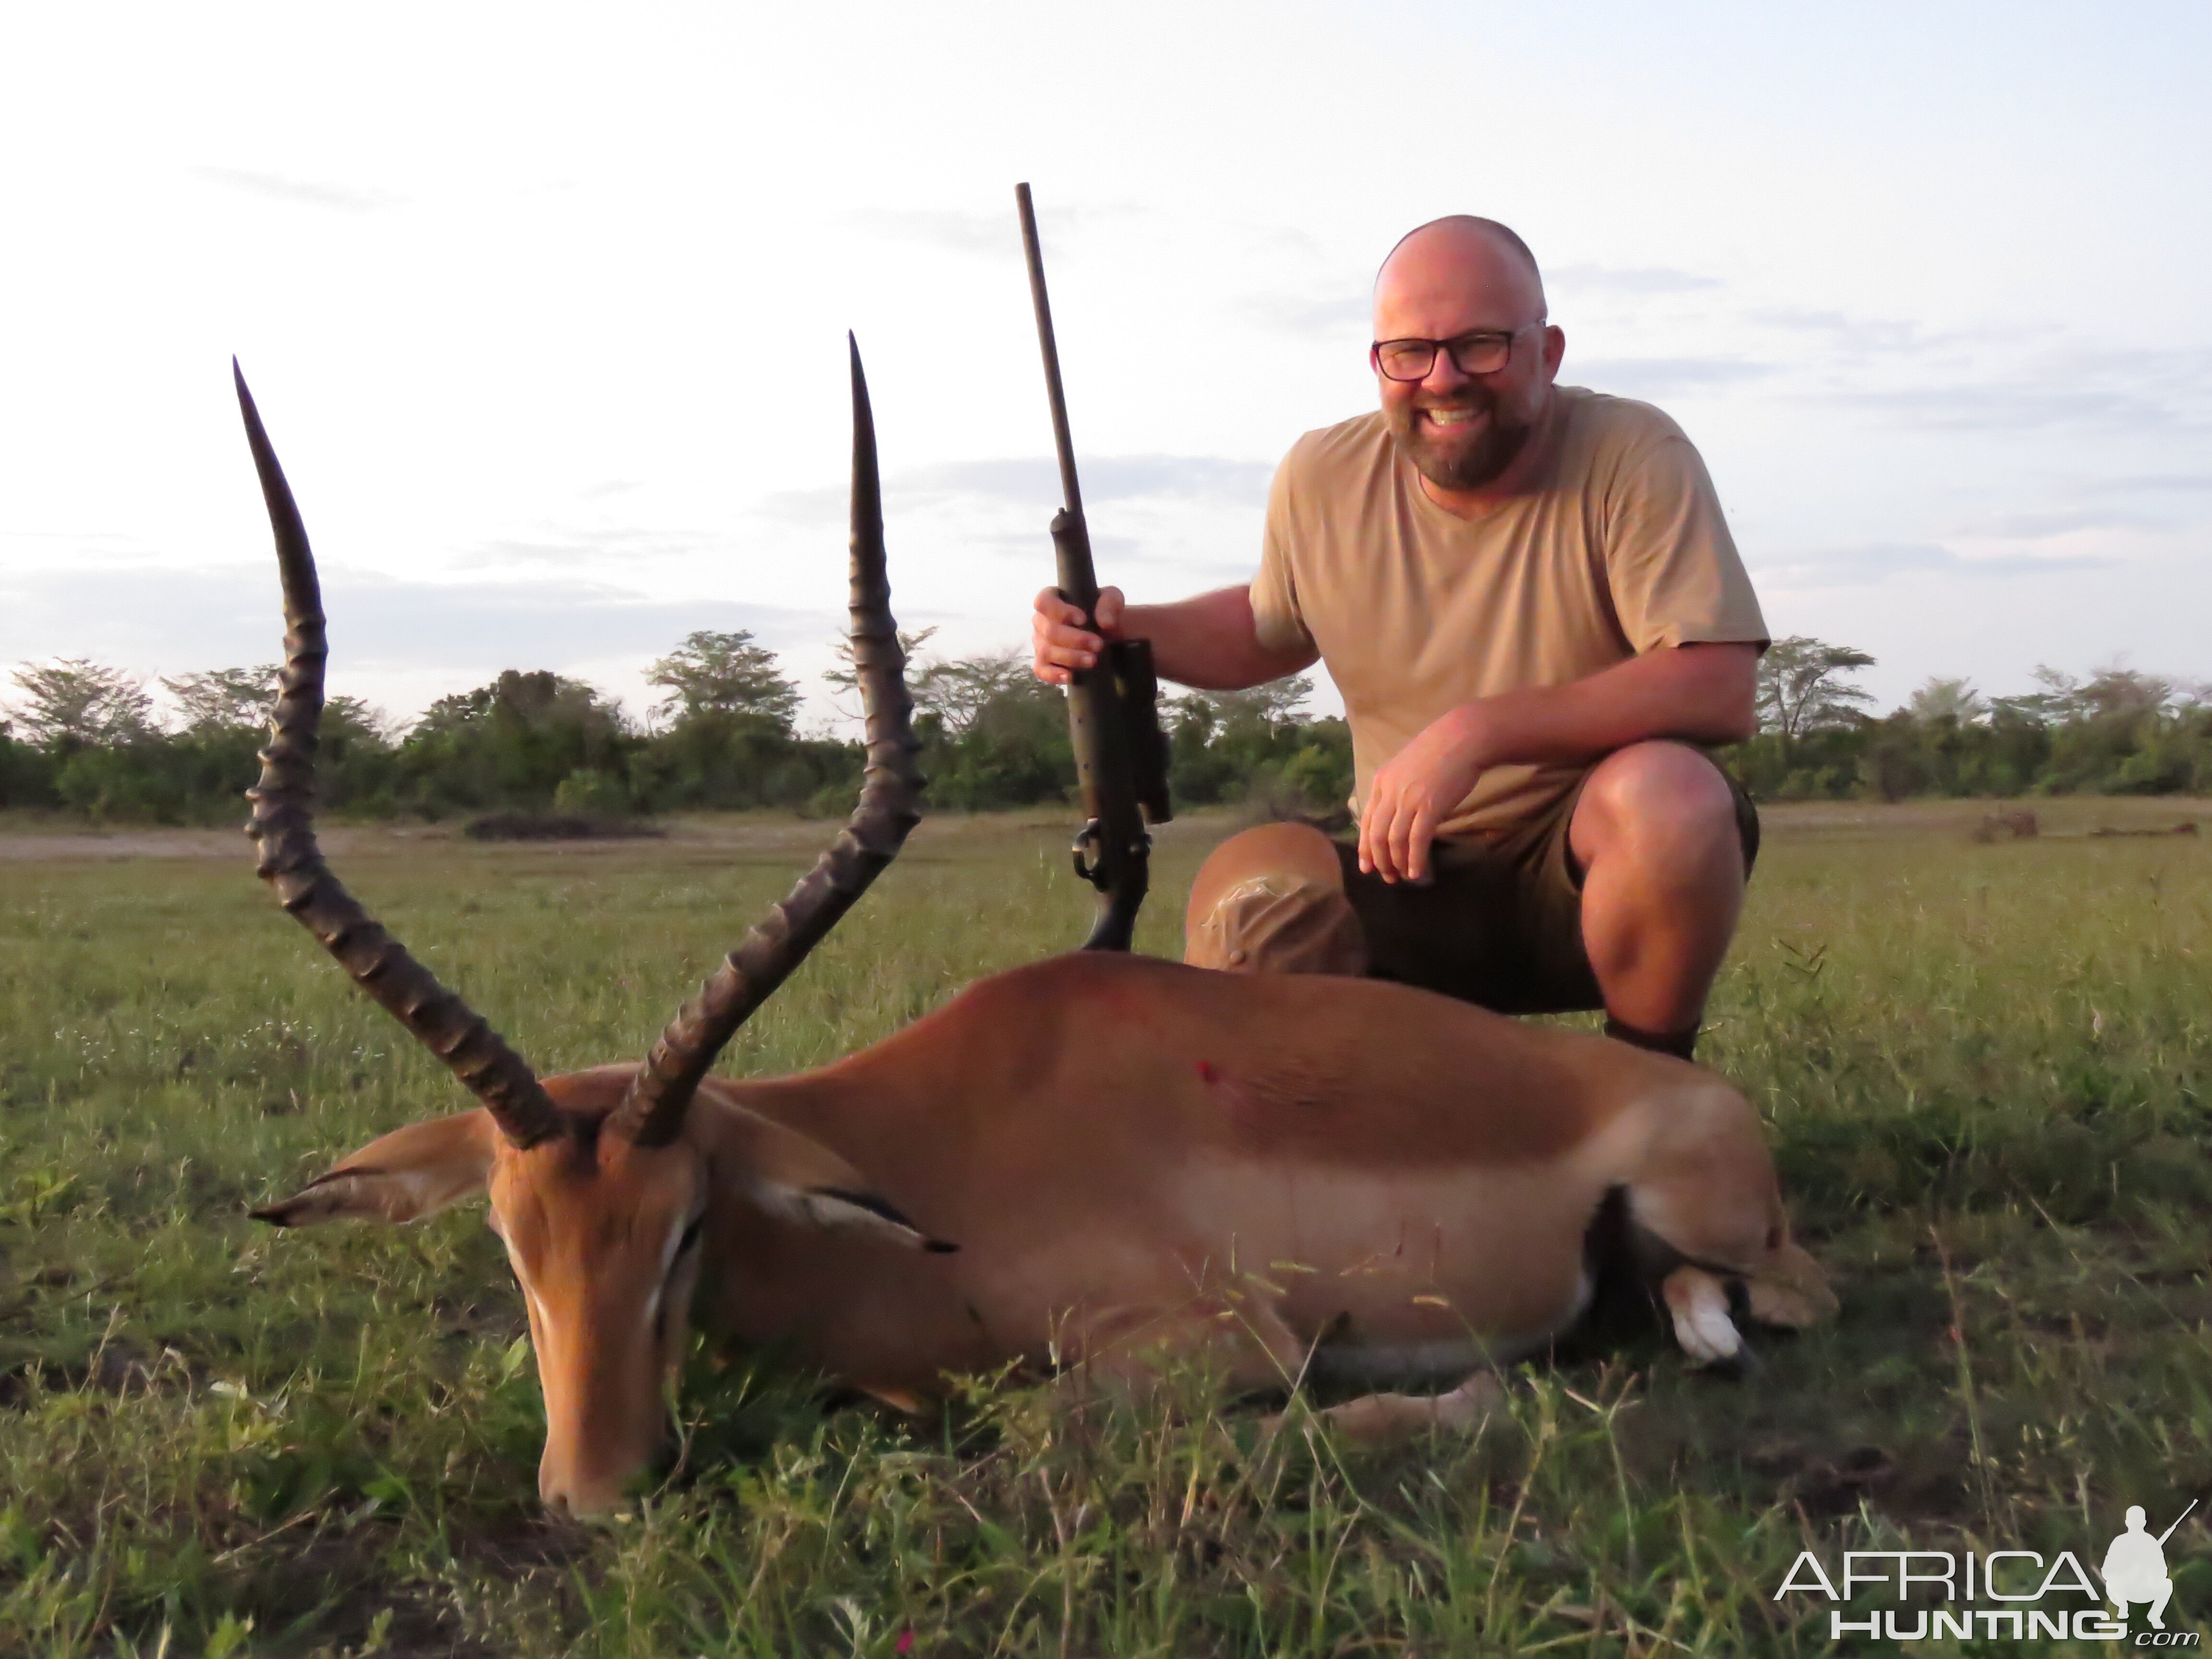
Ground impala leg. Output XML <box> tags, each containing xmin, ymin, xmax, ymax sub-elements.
<box><xmin>1661</xmin><ymin>1265</ymin><xmax>1743</xmax><ymax>1364</ymax></box>
<box><xmin>1265</xmin><ymin>1368</ymin><xmax>1506</xmax><ymax>1448</ymax></box>
<box><xmin>1048</xmin><ymin>1294</ymin><xmax>1309</xmax><ymax>1410</ymax></box>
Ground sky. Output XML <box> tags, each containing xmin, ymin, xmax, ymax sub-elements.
<box><xmin>2</xmin><ymin>1</ymin><xmax>2207</xmax><ymax>733</ymax></box>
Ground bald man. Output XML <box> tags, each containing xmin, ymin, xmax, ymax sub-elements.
<box><xmin>1032</xmin><ymin>216</ymin><xmax>1766</xmax><ymax>1060</ymax></box>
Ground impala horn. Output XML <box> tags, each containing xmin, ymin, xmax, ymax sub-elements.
<box><xmin>607</xmin><ymin>335</ymin><xmax>923</xmax><ymax>1148</ymax></box>
<box><xmin>235</xmin><ymin>360</ymin><xmax>565</xmax><ymax>1151</ymax></box>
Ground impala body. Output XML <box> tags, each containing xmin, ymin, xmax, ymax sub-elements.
<box><xmin>236</xmin><ymin>346</ymin><xmax>1830</xmax><ymax>1518</ymax></box>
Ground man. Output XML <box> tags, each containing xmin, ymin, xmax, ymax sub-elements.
<box><xmin>1031</xmin><ymin>216</ymin><xmax>1765</xmax><ymax>1061</ymax></box>
<box><xmin>2100</xmin><ymin>1506</ymin><xmax>2175</xmax><ymax>1630</ymax></box>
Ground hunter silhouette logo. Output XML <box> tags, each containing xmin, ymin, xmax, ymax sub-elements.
<box><xmin>1775</xmin><ymin>1497</ymin><xmax>2200</xmax><ymax>1644</ymax></box>
<box><xmin>2104</xmin><ymin>1501</ymin><xmax>2194</xmax><ymax>1632</ymax></box>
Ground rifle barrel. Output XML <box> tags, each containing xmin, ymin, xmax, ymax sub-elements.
<box><xmin>2158</xmin><ymin>1498</ymin><xmax>2199</xmax><ymax>1545</ymax></box>
<box><xmin>1015</xmin><ymin>183</ymin><xmax>1088</xmax><ymax>548</ymax></box>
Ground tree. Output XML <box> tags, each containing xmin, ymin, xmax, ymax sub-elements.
<box><xmin>822</xmin><ymin>626</ymin><xmax>940</xmax><ymax>721</ymax></box>
<box><xmin>399</xmin><ymin>670</ymin><xmax>633</xmax><ymax>813</ymax></box>
<box><xmin>2075</xmin><ymin>664</ymin><xmax>2176</xmax><ymax>723</ymax></box>
<box><xmin>1173</xmin><ymin>677</ymin><xmax>1314</xmax><ymax>735</ymax></box>
<box><xmin>416</xmin><ymin>669</ymin><xmax>621</xmax><ymax>737</ymax></box>
<box><xmin>1904</xmin><ymin>676</ymin><xmax>1987</xmax><ymax>725</ymax></box>
<box><xmin>648</xmin><ymin>630</ymin><xmax>799</xmax><ymax>733</ymax></box>
<box><xmin>162</xmin><ymin>665</ymin><xmax>279</xmax><ymax>733</ymax></box>
<box><xmin>914</xmin><ymin>649</ymin><xmax>1040</xmax><ymax>737</ymax></box>
<box><xmin>1755</xmin><ymin>637</ymin><xmax>1876</xmax><ymax>739</ymax></box>
<box><xmin>6</xmin><ymin>658</ymin><xmax>156</xmax><ymax>747</ymax></box>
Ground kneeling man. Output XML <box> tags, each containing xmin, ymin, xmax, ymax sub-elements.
<box><xmin>1032</xmin><ymin>215</ymin><xmax>1766</xmax><ymax>1062</ymax></box>
<box><xmin>2101</xmin><ymin>1506</ymin><xmax>2175</xmax><ymax>1629</ymax></box>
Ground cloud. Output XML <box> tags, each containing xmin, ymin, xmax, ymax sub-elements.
<box><xmin>0</xmin><ymin>563</ymin><xmax>820</xmax><ymax>678</ymax></box>
<box><xmin>859</xmin><ymin>208</ymin><xmax>1017</xmax><ymax>260</ymax></box>
<box><xmin>1750</xmin><ymin>308</ymin><xmax>1942</xmax><ymax>356</ymax></box>
<box><xmin>758</xmin><ymin>453</ymin><xmax>1275</xmax><ymax>525</ymax></box>
<box><xmin>1250</xmin><ymin>291</ymin><xmax>1371</xmax><ymax>335</ymax></box>
<box><xmin>192</xmin><ymin>166</ymin><xmax>404</xmax><ymax>213</ymax></box>
<box><xmin>451</xmin><ymin>526</ymin><xmax>726</xmax><ymax>570</ymax></box>
<box><xmin>1960</xmin><ymin>508</ymin><xmax>2154</xmax><ymax>540</ymax></box>
<box><xmin>1570</xmin><ymin>357</ymin><xmax>1775</xmax><ymax>399</ymax></box>
<box><xmin>1549</xmin><ymin>264</ymin><xmax>1720</xmax><ymax>297</ymax></box>
<box><xmin>913</xmin><ymin>455</ymin><xmax>1274</xmax><ymax>507</ymax></box>
<box><xmin>2078</xmin><ymin>471</ymin><xmax>2212</xmax><ymax>494</ymax></box>
<box><xmin>1829</xmin><ymin>383</ymin><xmax>2187</xmax><ymax>433</ymax></box>
<box><xmin>857</xmin><ymin>200</ymin><xmax>1145</xmax><ymax>261</ymax></box>
<box><xmin>1753</xmin><ymin>541</ymin><xmax>2113</xmax><ymax>588</ymax></box>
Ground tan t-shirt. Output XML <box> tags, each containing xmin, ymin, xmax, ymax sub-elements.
<box><xmin>1250</xmin><ymin>386</ymin><xmax>1766</xmax><ymax>836</ymax></box>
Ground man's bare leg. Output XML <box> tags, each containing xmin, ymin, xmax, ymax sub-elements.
<box><xmin>1567</xmin><ymin>741</ymin><xmax>1747</xmax><ymax>1049</ymax></box>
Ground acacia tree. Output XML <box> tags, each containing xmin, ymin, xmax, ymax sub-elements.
<box><xmin>1905</xmin><ymin>676</ymin><xmax>1987</xmax><ymax>725</ymax></box>
<box><xmin>822</xmin><ymin>627</ymin><xmax>941</xmax><ymax>722</ymax></box>
<box><xmin>162</xmin><ymin>665</ymin><xmax>279</xmax><ymax>733</ymax></box>
<box><xmin>914</xmin><ymin>649</ymin><xmax>1042</xmax><ymax>737</ymax></box>
<box><xmin>1173</xmin><ymin>677</ymin><xmax>1314</xmax><ymax>735</ymax></box>
<box><xmin>648</xmin><ymin>630</ymin><xmax>800</xmax><ymax>733</ymax></box>
<box><xmin>6</xmin><ymin>659</ymin><xmax>157</xmax><ymax>747</ymax></box>
<box><xmin>1755</xmin><ymin>637</ymin><xmax>1876</xmax><ymax>739</ymax></box>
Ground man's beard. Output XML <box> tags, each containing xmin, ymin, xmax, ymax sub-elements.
<box><xmin>1388</xmin><ymin>388</ymin><xmax>1538</xmax><ymax>493</ymax></box>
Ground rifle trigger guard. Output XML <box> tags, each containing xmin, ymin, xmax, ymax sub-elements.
<box><xmin>1071</xmin><ymin>819</ymin><xmax>1109</xmax><ymax>891</ymax></box>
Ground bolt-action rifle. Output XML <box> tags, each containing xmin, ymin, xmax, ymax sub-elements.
<box><xmin>1015</xmin><ymin>182</ymin><xmax>1173</xmax><ymax>952</ymax></box>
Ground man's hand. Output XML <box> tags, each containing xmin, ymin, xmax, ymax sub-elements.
<box><xmin>1358</xmin><ymin>704</ymin><xmax>1491</xmax><ymax>884</ymax></box>
<box><xmin>1031</xmin><ymin>586</ymin><xmax>1125</xmax><ymax>685</ymax></box>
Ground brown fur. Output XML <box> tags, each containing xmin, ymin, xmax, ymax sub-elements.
<box><xmin>262</xmin><ymin>951</ymin><xmax>1832</xmax><ymax>1515</ymax></box>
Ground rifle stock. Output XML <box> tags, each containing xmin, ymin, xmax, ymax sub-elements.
<box><xmin>1016</xmin><ymin>182</ymin><xmax>1171</xmax><ymax>952</ymax></box>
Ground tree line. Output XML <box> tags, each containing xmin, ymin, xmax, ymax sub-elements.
<box><xmin>0</xmin><ymin>630</ymin><xmax>1355</xmax><ymax>825</ymax></box>
<box><xmin>4</xmin><ymin>632</ymin><xmax>2206</xmax><ymax>825</ymax></box>
<box><xmin>1739</xmin><ymin>637</ymin><xmax>2212</xmax><ymax>800</ymax></box>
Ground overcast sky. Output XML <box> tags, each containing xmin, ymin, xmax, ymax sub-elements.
<box><xmin>3</xmin><ymin>1</ymin><xmax>2207</xmax><ymax>732</ymax></box>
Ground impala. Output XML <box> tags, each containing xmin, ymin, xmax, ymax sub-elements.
<box><xmin>239</xmin><ymin>344</ymin><xmax>1833</xmax><ymax>1517</ymax></box>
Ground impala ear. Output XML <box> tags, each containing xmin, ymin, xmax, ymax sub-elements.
<box><xmin>252</xmin><ymin>1110</ymin><xmax>499</xmax><ymax>1227</ymax></box>
<box><xmin>750</xmin><ymin>1182</ymin><xmax>959</xmax><ymax>1253</ymax></box>
<box><xmin>711</xmin><ymin>1108</ymin><xmax>956</xmax><ymax>1253</ymax></box>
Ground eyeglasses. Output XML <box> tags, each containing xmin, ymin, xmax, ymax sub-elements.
<box><xmin>1370</xmin><ymin>320</ymin><xmax>1545</xmax><ymax>382</ymax></box>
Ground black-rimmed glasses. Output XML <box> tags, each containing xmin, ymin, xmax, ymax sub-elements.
<box><xmin>1370</xmin><ymin>320</ymin><xmax>1544</xmax><ymax>382</ymax></box>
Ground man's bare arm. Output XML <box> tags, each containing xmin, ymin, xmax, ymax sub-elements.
<box><xmin>1360</xmin><ymin>643</ymin><xmax>1759</xmax><ymax>883</ymax></box>
<box><xmin>1462</xmin><ymin>640</ymin><xmax>1758</xmax><ymax>761</ymax></box>
<box><xmin>1032</xmin><ymin>583</ymin><xmax>1319</xmax><ymax>690</ymax></box>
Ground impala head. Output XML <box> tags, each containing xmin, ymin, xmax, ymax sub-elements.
<box><xmin>238</xmin><ymin>343</ymin><xmax>925</xmax><ymax>1515</ymax></box>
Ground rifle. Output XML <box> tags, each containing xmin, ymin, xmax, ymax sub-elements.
<box><xmin>1015</xmin><ymin>182</ymin><xmax>1173</xmax><ymax>953</ymax></box>
<box><xmin>2158</xmin><ymin>1499</ymin><xmax>2199</xmax><ymax>1546</ymax></box>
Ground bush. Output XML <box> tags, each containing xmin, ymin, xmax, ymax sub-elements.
<box><xmin>553</xmin><ymin>767</ymin><xmax>634</xmax><ymax>816</ymax></box>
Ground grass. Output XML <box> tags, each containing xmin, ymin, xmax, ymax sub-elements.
<box><xmin>1</xmin><ymin>797</ymin><xmax>2209</xmax><ymax>1655</ymax></box>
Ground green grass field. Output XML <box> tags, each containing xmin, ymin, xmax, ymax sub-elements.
<box><xmin>2</xmin><ymin>798</ymin><xmax>2209</xmax><ymax>1656</ymax></box>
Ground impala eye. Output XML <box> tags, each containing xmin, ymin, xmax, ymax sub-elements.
<box><xmin>675</xmin><ymin>1216</ymin><xmax>704</xmax><ymax>1259</ymax></box>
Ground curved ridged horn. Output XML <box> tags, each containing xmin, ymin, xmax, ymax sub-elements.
<box><xmin>608</xmin><ymin>336</ymin><xmax>923</xmax><ymax>1147</ymax></box>
<box><xmin>235</xmin><ymin>360</ymin><xmax>564</xmax><ymax>1151</ymax></box>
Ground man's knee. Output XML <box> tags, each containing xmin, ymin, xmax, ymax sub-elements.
<box><xmin>1184</xmin><ymin>822</ymin><xmax>1369</xmax><ymax>976</ymax></box>
<box><xmin>1571</xmin><ymin>742</ymin><xmax>1744</xmax><ymax>877</ymax></box>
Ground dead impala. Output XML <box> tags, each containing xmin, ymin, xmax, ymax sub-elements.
<box><xmin>238</xmin><ymin>344</ymin><xmax>1833</xmax><ymax>1518</ymax></box>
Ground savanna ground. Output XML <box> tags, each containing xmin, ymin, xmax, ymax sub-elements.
<box><xmin>2</xmin><ymin>797</ymin><xmax>2209</xmax><ymax>1656</ymax></box>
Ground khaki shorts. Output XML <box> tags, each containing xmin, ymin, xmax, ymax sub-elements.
<box><xmin>1184</xmin><ymin>752</ymin><xmax>1758</xmax><ymax>1016</ymax></box>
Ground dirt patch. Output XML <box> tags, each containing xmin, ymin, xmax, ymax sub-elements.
<box><xmin>463</xmin><ymin>813</ymin><xmax>665</xmax><ymax>842</ymax></box>
<box><xmin>1760</xmin><ymin>796</ymin><xmax>2212</xmax><ymax>839</ymax></box>
<box><xmin>0</xmin><ymin>825</ymin><xmax>447</xmax><ymax>862</ymax></box>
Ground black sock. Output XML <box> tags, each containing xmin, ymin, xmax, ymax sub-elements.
<box><xmin>1603</xmin><ymin>1016</ymin><xmax>1699</xmax><ymax>1062</ymax></box>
